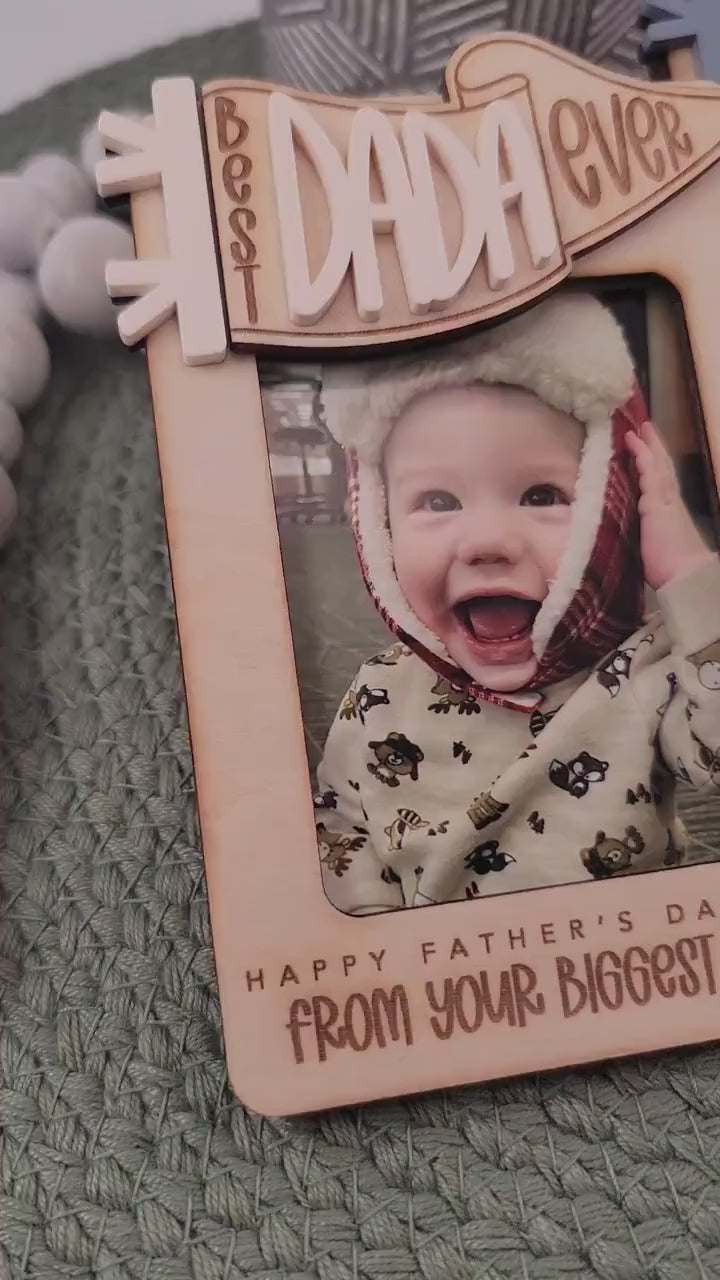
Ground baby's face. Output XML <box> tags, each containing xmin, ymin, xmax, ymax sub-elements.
<box><xmin>385</xmin><ymin>383</ymin><xmax>583</xmax><ymax>692</ymax></box>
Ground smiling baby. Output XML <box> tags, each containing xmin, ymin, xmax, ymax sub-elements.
<box><xmin>314</xmin><ymin>292</ymin><xmax>720</xmax><ymax>913</ymax></box>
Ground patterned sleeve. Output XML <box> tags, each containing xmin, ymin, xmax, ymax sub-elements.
<box><xmin>314</xmin><ymin>677</ymin><xmax>404</xmax><ymax>915</ymax></box>
<box><xmin>643</xmin><ymin>556</ymin><xmax>720</xmax><ymax>789</ymax></box>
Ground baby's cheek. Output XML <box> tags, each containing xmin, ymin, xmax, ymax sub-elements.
<box><xmin>395</xmin><ymin>552</ymin><xmax>445</xmax><ymax>626</ymax></box>
<box><xmin>534</xmin><ymin>515</ymin><xmax>573</xmax><ymax>580</ymax></box>
<box><xmin>393</xmin><ymin>528</ymin><xmax>430</xmax><ymax>583</ymax></box>
<box><xmin>390</xmin><ymin>535</ymin><xmax>415</xmax><ymax>594</ymax></box>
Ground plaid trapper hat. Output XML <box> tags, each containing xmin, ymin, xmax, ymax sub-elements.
<box><xmin>322</xmin><ymin>292</ymin><xmax>646</xmax><ymax>710</ymax></box>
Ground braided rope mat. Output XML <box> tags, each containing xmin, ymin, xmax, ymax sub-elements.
<box><xmin>2</xmin><ymin>22</ymin><xmax>720</xmax><ymax>1280</ymax></box>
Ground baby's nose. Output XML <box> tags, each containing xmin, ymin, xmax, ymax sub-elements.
<box><xmin>456</xmin><ymin>512</ymin><xmax>522</xmax><ymax>564</ymax></box>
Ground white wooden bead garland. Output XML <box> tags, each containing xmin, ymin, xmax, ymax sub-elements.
<box><xmin>0</xmin><ymin>113</ymin><xmax>136</xmax><ymax>547</ymax></box>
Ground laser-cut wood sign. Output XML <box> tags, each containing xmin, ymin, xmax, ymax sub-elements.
<box><xmin>200</xmin><ymin>38</ymin><xmax>720</xmax><ymax>348</ymax></box>
<box><xmin>97</xmin><ymin>32</ymin><xmax>720</xmax><ymax>1117</ymax></box>
<box><xmin>98</xmin><ymin>34</ymin><xmax>720</xmax><ymax>359</ymax></box>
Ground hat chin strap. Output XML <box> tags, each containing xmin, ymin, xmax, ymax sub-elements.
<box><xmin>532</xmin><ymin>415</ymin><xmax>613</xmax><ymax>661</ymax></box>
<box><xmin>354</xmin><ymin>456</ymin><xmax>452</xmax><ymax>662</ymax></box>
<box><xmin>354</xmin><ymin>412</ymin><xmax>613</xmax><ymax>678</ymax></box>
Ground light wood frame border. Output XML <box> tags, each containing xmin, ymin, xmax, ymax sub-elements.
<box><xmin>115</xmin><ymin>40</ymin><xmax>720</xmax><ymax>1117</ymax></box>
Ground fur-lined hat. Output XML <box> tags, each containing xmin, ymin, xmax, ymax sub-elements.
<box><xmin>321</xmin><ymin>291</ymin><xmax>646</xmax><ymax>705</ymax></box>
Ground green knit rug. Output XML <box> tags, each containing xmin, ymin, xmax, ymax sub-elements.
<box><xmin>2</xmin><ymin>21</ymin><xmax>720</xmax><ymax>1280</ymax></box>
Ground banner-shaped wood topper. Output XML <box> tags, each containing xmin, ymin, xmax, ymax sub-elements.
<box><xmin>201</xmin><ymin>32</ymin><xmax>720</xmax><ymax>351</ymax></box>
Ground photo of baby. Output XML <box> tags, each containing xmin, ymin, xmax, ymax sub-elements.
<box><xmin>261</xmin><ymin>288</ymin><xmax>720</xmax><ymax>915</ymax></box>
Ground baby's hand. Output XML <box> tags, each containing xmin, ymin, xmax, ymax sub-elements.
<box><xmin>626</xmin><ymin>421</ymin><xmax>712</xmax><ymax>591</ymax></box>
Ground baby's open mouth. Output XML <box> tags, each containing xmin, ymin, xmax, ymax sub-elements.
<box><xmin>455</xmin><ymin>595</ymin><xmax>540</xmax><ymax>644</ymax></box>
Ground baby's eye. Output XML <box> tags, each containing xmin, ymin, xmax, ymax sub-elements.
<box><xmin>418</xmin><ymin>490</ymin><xmax>461</xmax><ymax>513</ymax></box>
<box><xmin>521</xmin><ymin>484</ymin><xmax>569</xmax><ymax>507</ymax></box>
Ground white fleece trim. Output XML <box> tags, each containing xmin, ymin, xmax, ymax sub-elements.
<box><xmin>357</xmin><ymin>417</ymin><xmax>613</xmax><ymax>672</ymax></box>
<box><xmin>328</xmin><ymin>291</ymin><xmax>635</xmax><ymax>674</ymax></box>
<box><xmin>532</xmin><ymin>416</ymin><xmax>613</xmax><ymax>659</ymax></box>
<box><xmin>355</xmin><ymin>458</ymin><xmax>452</xmax><ymax>662</ymax></box>
<box><xmin>323</xmin><ymin>292</ymin><xmax>635</xmax><ymax>465</ymax></box>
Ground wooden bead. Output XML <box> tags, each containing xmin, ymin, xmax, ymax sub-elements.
<box><xmin>78</xmin><ymin>119</ymin><xmax>107</xmax><ymax>181</ymax></box>
<box><xmin>0</xmin><ymin>464</ymin><xmax>18</xmax><ymax>545</ymax></box>
<box><xmin>0</xmin><ymin>401</ymin><xmax>23</xmax><ymax>469</ymax></box>
<box><xmin>0</xmin><ymin>174</ymin><xmax>58</xmax><ymax>271</ymax></box>
<box><xmin>0</xmin><ymin>314</ymin><xmax>50</xmax><ymax>410</ymax></box>
<box><xmin>20</xmin><ymin>153</ymin><xmax>96</xmax><ymax>221</ymax></box>
<box><xmin>0</xmin><ymin>270</ymin><xmax>41</xmax><ymax>323</ymax></box>
<box><xmin>37</xmin><ymin>215</ymin><xmax>134</xmax><ymax>336</ymax></box>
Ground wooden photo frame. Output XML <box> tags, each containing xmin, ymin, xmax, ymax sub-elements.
<box><xmin>97</xmin><ymin>33</ymin><xmax>720</xmax><ymax>1117</ymax></box>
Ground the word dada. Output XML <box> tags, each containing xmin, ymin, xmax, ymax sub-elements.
<box><xmin>267</xmin><ymin>93</ymin><xmax>558</xmax><ymax>325</ymax></box>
